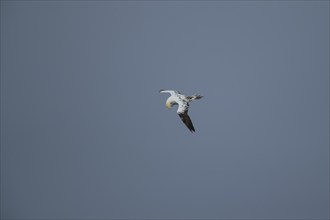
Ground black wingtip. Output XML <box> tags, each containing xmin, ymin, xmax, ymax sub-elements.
<box><xmin>188</xmin><ymin>125</ymin><xmax>195</xmax><ymax>133</ymax></box>
<box><xmin>196</xmin><ymin>95</ymin><xmax>203</xmax><ymax>99</ymax></box>
<box><xmin>178</xmin><ymin>112</ymin><xmax>196</xmax><ymax>133</ymax></box>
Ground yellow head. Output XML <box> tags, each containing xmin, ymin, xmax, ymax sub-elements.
<box><xmin>166</xmin><ymin>100</ymin><xmax>172</xmax><ymax>109</ymax></box>
<box><xmin>165</xmin><ymin>98</ymin><xmax>177</xmax><ymax>109</ymax></box>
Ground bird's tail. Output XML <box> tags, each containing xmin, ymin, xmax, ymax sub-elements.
<box><xmin>187</xmin><ymin>95</ymin><xmax>203</xmax><ymax>101</ymax></box>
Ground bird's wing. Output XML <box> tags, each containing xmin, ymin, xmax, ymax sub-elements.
<box><xmin>177</xmin><ymin>100</ymin><xmax>195</xmax><ymax>132</ymax></box>
<box><xmin>178</xmin><ymin>111</ymin><xmax>195</xmax><ymax>132</ymax></box>
<box><xmin>177</xmin><ymin>98</ymin><xmax>189</xmax><ymax>114</ymax></box>
<box><xmin>186</xmin><ymin>95</ymin><xmax>203</xmax><ymax>101</ymax></box>
<box><xmin>159</xmin><ymin>90</ymin><xmax>179</xmax><ymax>96</ymax></box>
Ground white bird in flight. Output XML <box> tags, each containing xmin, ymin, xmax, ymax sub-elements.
<box><xmin>159</xmin><ymin>89</ymin><xmax>203</xmax><ymax>132</ymax></box>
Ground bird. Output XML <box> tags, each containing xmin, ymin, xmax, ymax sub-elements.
<box><xmin>159</xmin><ymin>89</ymin><xmax>203</xmax><ymax>132</ymax></box>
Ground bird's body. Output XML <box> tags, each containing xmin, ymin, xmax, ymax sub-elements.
<box><xmin>159</xmin><ymin>89</ymin><xmax>203</xmax><ymax>132</ymax></box>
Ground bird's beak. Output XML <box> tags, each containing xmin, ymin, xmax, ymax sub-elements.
<box><xmin>166</xmin><ymin>102</ymin><xmax>171</xmax><ymax>109</ymax></box>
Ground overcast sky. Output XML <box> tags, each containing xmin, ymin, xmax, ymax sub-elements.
<box><xmin>1</xmin><ymin>1</ymin><xmax>329</xmax><ymax>219</ymax></box>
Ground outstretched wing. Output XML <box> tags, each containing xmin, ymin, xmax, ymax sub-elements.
<box><xmin>176</xmin><ymin>98</ymin><xmax>195</xmax><ymax>132</ymax></box>
<box><xmin>159</xmin><ymin>89</ymin><xmax>180</xmax><ymax>96</ymax></box>
<box><xmin>186</xmin><ymin>95</ymin><xmax>203</xmax><ymax>101</ymax></box>
<box><xmin>178</xmin><ymin>111</ymin><xmax>195</xmax><ymax>132</ymax></box>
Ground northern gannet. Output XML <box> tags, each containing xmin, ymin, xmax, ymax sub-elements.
<box><xmin>159</xmin><ymin>89</ymin><xmax>203</xmax><ymax>132</ymax></box>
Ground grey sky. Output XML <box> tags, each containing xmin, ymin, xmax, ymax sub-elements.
<box><xmin>1</xmin><ymin>1</ymin><xmax>329</xmax><ymax>219</ymax></box>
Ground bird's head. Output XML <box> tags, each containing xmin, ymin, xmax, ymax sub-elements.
<box><xmin>165</xmin><ymin>100</ymin><xmax>172</xmax><ymax>109</ymax></box>
<box><xmin>165</xmin><ymin>100</ymin><xmax>177</xmax><ymax>109</ymax></box>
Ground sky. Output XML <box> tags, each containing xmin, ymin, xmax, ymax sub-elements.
<box><xmin>1</xmin><ymin>1</ymin><xmax>329</xmax><ymax>219</ymax></box>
